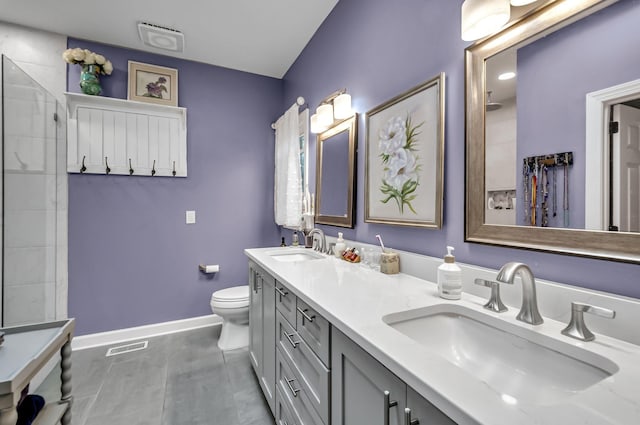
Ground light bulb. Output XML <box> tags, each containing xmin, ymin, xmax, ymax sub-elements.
<box><xmin>333</xmin><ymin>93</ymin><xmax>352</xmax><ymax>119</ymax></box>
<box><xmin>317</xmin><ymin>103</ymin><xmax>334</xmax><ymax>128</ymax></box>
<box><xmin>510</xmin><ymin>0</ymin><xmax>537</xmax><ymax>6</ymax></box>
<box><xmin>461</xmin><ymin>0</ymin><xmax>510</xmax><ymax>41</ymax></box>
<box><xmin>310</xmin><ymin>113</ymin><xmax>327</xmax><ymax>134</ymax></box>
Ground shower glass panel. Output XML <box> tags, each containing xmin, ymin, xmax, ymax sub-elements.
<box><xmin>2</xmin><ymin>55</ymin><xmax>60</xmax><ymax>326</ymax></box>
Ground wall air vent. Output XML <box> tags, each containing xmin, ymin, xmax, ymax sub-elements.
<box><xmin>137</xmin><ymin>22</ymin><xmax>184</xmax><ymax>52</ymax></box>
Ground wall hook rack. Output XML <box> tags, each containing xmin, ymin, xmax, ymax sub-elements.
<box><xmin>523</xmin><ymin>151</ymin><xmax>573</xmax><ymax>172</ymax></box>
<box><xmin>80</xmin><ymin>156</ymin><xmax>87</xmax><ymax>173</ymax></box>
<box><xmin>105</xmin><ymin>157</ymin><xmax>111</xmax><ymax>174</ymax></box>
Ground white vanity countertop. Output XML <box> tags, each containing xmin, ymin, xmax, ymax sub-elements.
<box><xmin>245</xmin><ymin>247</ymin><xmax>640</xmax><ymax>425</ymax></box>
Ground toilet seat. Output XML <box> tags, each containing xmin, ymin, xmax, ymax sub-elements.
<box><xmin>211</xmin><ymin>285</ymin><xmax>249</xmax><ymax>309</ymax></box>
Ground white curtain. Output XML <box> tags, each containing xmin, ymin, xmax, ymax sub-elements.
<box><xmin>274</xmin><ymin>103</ymin><xmax>302</xmax><ymax>227</ymax></box>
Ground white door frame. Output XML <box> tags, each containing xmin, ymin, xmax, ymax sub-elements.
<box><xmin>585</xmin><ymin>78</ymin><xmax>640</xmax><ymax>230</ymax></box>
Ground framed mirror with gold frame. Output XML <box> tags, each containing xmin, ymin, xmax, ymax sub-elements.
<box><xmin>315</xmin><ymin>115</ymin><xmax>358</xmax><ymax>228</ymax></box>
<box><xmin>465</xmin><ymin>0</ymin><xmax>640</xmax><ymax>263</ymax></box>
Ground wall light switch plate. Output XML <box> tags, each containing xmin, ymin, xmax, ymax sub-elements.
<box><xmin>186</xmin><ymin>210</ymin><xmax>196</xmax><ymax>224</ymax></box>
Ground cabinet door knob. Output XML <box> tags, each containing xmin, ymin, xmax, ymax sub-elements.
<box><xmin>297</xmin><ymin>307</ymin><xmax>316</xmax><ymax>324</ymax></box>
<box><xmin>383</xmin><ymin>390</ymin><xmax>398</xmax><ymax>425</ymax></box>
<box><xmin>284</xmin><ymin>332</ymin><xmax>300</xmax><ymax>348</ymax></box>
<box><xmin>285</xmin><ymin>377</ymin><xmax>300</xmax><ymax>397</ymax></box>
<box><xmin>275</xmin><ymin>286</ymin><xmax>288</xmax><ymax>300</ymax></box>
<box><xmin>405</xmin><ymin>408</ymin><xmax>420</xmax><ymax>425</ymax></box>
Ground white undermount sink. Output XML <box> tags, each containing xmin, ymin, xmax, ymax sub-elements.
<box><xmin>383</xmin><ymin>304</ymin><xmax>618</xmax><ymax>405</ymax></box>
<box><xmin>267</xmin><ymin>249</ymin><xmax>324</xmax><ymax>262</ymax></box>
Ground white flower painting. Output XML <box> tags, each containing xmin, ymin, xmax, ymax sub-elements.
<box><xmin>365</xmin><ymin>73</ymin><xmax>445</xmax><ymax>228</ymax></box>
<box><xmin>378</xmin><ymin>115</ymin><xmax>423</xmax><ymax>214</ymax></box>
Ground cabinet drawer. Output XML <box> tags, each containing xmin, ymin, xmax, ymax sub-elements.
<box><xmin>276</xmin><ymin>349</ymin><xmax>324</xmax><ymax>425</ymax></box>
<box><xmin>276</xmin><ymin>387</ymin><xmax>299</xmax><ymax>425</ymax></box>
<box><xmin>276</xmin><ymin>282</ymin><xmax>297</xmax><ymax>326</ymax></box>
<box><xmin>296</xmin><ymin>299</ymin><xmax>330</xmax><ymax>366</ymax></box>
<box><xmin>276</xmin><ymin>312</ymin><xmax>330</xmax><ymax>424</ymax></box>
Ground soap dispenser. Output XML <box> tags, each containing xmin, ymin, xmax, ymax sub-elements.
<box><xmin>438</xmin><ymin>246</ymin><xmax>462</xmax><ymax>300</ymax></box>
<box><xmin>334</xmin><ymin>232</ymin><xmax>346</xmax><ymax>258</ymax></box>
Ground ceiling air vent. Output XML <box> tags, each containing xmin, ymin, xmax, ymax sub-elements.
<box><xmin>137</xmin><ymin>22</ymin><xmax>184</xmax><ymax>52</ymax></box>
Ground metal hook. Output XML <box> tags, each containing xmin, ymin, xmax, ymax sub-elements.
<box><xmin>80</xmin><ymin>156</ymin><xmax>87</xmax><ymax>173</ymax></box>
<box><xmin>151</xmin><ymin>160</ymin><xmax>156</xmax><ymax>176</ymax></box>
<box><xmin>105</xmin><ymin>157</ymin><xmax>111</xmax><ymax>174</ymax></box>
<box><xmin>172</xmin><ymin>161</ymin><xmax>176</xmax><ymax>176</ymax></box>
<box><xmin>129</xmin><ymin>159</ymin><xmax>134</xmax><ymax>175</ymax></box>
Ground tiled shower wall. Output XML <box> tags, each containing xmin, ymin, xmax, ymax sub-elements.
<box><xmin>0</xmin><ymin>21</ymin><xmax>68</xmax><ymax>324</ymax></box>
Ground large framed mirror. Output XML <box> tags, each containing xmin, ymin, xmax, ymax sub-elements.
<box><xmin>465</xmin><ymin>0</ymin><xmax>640</xmax><ymax>263</ymax></box>
<box><xmin>315</xmin><ymin>114</ymin><xmax>358</xmax><ymax>227</ymax></box>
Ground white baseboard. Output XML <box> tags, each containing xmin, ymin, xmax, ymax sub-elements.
<box><xmin>72</xmin><ymin>314</ymin><xmax>223</xmax><ymax>351</ymax></box>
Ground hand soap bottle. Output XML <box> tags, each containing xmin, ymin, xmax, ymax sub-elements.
<box><xmin>334</xmin><ymin>232</ymin><xmax>346</xmax><ymax>258</ymax></box>
<box><xmin>438</xmin><ymin>246</ymin><xmax>462</xmax><ymax>300</ymax></box>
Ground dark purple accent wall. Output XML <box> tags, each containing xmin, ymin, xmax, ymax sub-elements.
<box><xmin>283</xmin><ymin>0</ymin><xmax>640</xmax><ymax>298</ymax></box>
<box><xmin>516</xmin><ymin>0</ymin><xmax>640</xmax><ymax>229</ymax></box>
<box><xmin>67</xmin><ymin>39</ymin><xmax>283</xmax><ymax>335</ymax></box>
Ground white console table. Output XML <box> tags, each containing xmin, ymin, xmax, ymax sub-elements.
<box><xmin>0</xmin><ymin>319</ymin><xmax>75</xmax><ymax>425</ymax></box>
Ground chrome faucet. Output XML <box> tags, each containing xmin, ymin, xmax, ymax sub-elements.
<box><xmin>308</xmin><ymin>228</ymin><xmax>327</xmax><ymax>254</ymax></box>
<box><xmin>496</xmin><ymin>262</ymin><xmax>544</xmax><ymax>325</ymax></box>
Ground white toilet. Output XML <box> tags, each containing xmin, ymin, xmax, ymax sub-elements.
<box><xmin>210</xmin><ymin>285</ymin><xmax>250</xmax><ymax>351</ymax></box>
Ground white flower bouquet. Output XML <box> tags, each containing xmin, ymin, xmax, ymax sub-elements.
<box><xmin>62</xmin><ymin>48</ymin><xmax>113</xmax><ymax>75</ymax></box>
<box><xmin>378</xmin><ymin>114</ymin><xmax>424</xmax><ymax>214</ymax></box>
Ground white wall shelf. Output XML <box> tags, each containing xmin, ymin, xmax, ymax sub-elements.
<box><xmin>65</xmin><ymin>92</ymin><xmax>187</xmax><ymax>177</ymax></box>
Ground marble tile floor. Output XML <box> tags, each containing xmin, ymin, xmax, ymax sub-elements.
<box><xmin>36</xmin><ymin>326</ymin><xmax>274</xmax><ymax>425</ymax></box>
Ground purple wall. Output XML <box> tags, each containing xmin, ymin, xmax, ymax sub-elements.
<box><xmin>67</xmin><ymin>39</ymin><xmax>283</xmax><ymax>335</ymax></box>
<box><xmin>283</xmin><ymin>0</ymin><xmax>640</xmax><ymax>299</ymax></box>
<box><xmin>516</xmin><ymin>0</ymin><xmax>640</xmax><ymax>229</ymax></box>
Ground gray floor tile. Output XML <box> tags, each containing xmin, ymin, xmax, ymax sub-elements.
<box><xmin>85</xmin><ymin>404</ymin><xmax>164</xmax><ymax>425</ymax></box>
<box><xmin>40</xmin><ymin>326</ymin><xmax>272</xmax><ymax>425</ymax></box>
<box><xmin>70</xmin><ymin>394</ymin><xmax>97</xmax><ymax>425</ymax></box>
<box><xmin>233</xmin><ymin>386</ymin><xmax>273</xmax><ymax>424</ymax></box>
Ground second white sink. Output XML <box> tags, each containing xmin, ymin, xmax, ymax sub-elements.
<box><xmin>267</xmin><ymin>249</ymin><xmax>324</xmax><ymax>262</ymax></box>
<box><xmin>383</xmin><ymin>304</ymin><xmax>618</xmax><ymax>405</ymax></box>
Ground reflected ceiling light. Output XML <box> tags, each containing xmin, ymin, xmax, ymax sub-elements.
<box><xmin>511</xmin><ymin>0</ymin><xmax>538</xmax><ymax>6</ymax></box>
<box><xmin>461</xmin><ymin>0</ymin><xmax>511</xmax><ymax>41</ymax></box>
<box><xmin>498</xmin><ymin>71</ymin><xmax>516</xmax><ymax>80</ymax></box>
<box><xmin>310</xmin><ymin>89</ymin><xmax>354</xmax><ymax>133</ymax></box>
<box><xmin>501</xmin><ymin>394</ymin><xmax>518</xmax><ymax>405</ymax></box>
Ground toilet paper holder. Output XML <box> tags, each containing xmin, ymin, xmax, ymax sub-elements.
<box><xmin>199</xmin><ymin>264</ymin><xmax>219</xmax><ymax>273</ymax></box>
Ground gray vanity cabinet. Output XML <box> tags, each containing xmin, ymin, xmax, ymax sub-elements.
<box><xmin>249</xmin><ymin>262</ymin><xmax>263</xmax><ymax>374</ymax></box>
<box><xmin>331</xmin><ymin>327</ymin><xmax>406</xmax><ymax>425</ymax></box>
<box><xmin>248</xmin><ymin>261</ymin><xmax>276</xmax><ymax>415</ymax></box>
<box><xmin>331</xmin><ymin>328</ymin><xmax>456</xmax><ymax>425</ymax></box>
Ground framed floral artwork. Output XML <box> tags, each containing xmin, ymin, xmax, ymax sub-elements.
<box><xmin>127</xmin><ymin>61</ymin><xmax>178</xmax><ymax>106</ymax></box>
<box><xmin>365</xmin><ymin>73</ymin><xmax>445</xmax><ymax>228</ymax></box>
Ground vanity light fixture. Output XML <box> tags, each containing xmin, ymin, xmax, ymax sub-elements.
<box><xmin>498</xmin><ymin>71</ymin><xmax>516</xmax><ymax>80</ymax></box>
<box><xmin>461</xmin><ymin>0</ymin><xmax>511</xmax><ymax>41</ymax></box>
<box><xmin>310</xmin><ymin>89</ymin><xmax>353</xmax><ymax>133</ymax></box>
<box><xmin>510</xmin><ymin>0</ymin><xmax>538</xmax><ymax>6</ymax></box>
